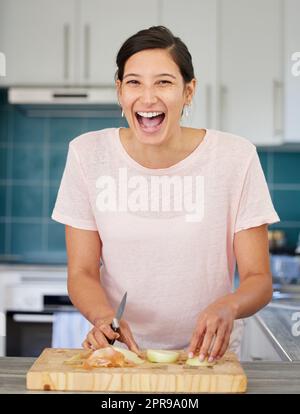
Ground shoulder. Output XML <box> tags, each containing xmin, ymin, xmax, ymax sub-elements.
<box><xmin>208</xmin><ymin>129</ymin><xmax>257</xmax><ymax>162</ymax></box>
<box><xmin>69</xmin><ymin>127</ymin><xmax>117</xmax><ymax>150</ymax></box>
<box><xmin>67</xmin><ymin>128</ymin><xmax>118</xmax><ymax>165</ymax></box>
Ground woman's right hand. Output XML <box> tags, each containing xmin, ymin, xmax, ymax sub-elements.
<box><xmin>82</xmin><ymin>314</ymin><xmax>140</xmax><ymax>355</ymax></box>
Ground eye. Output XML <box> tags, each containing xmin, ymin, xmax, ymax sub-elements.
<box><xmin>126</xmin><ymin>80</ymin><xmax>139</xmax><ymax>85</ymax></box>
<box><xmin>158</xmin><ymin>80</ymin><xmax>171</xmax><ymax>85</ymax></box>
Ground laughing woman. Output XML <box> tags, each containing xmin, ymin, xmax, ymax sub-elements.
<box><xmin>52</xmin><ymin>26</ymin><xmax>279</xmax><ymax>362</ymax></box>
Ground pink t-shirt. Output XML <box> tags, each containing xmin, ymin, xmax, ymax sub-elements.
<box><xmin>52</xmin><ymin>127</ymin><xmax>280</xmax><ymax>355</ymax></box>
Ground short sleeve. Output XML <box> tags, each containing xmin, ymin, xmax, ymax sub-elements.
<box><xmin>51</xmin><ymin>143</ymin><xmax>98</xmax><ymax>231</ymax></box>
<box><xmin>234</xmin><ymin>150</ymin><xmax>280</xmax><ymax>233</ymax></box>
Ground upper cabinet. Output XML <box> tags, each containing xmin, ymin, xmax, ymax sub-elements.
<box><xmin>0</xmin><ymin>0</ymin><xmax>76</xmax><ymax>86</ymax></box>
<box><xmin>1</xmin><ymin>0</ymin><xmax>298</xmax><ymax>146</ymax></box>
<box><xmin>0</xmin><ymin>0</ymin><xmax>159</xmax><ymax>86</ymax></box>
<box><xmin>284</xmin><ymin>0</ymin><xmax>300</xmax><ymax>142</ymax></box>
<box><xmin>218</xmin><ymin>0</ymin><xmax>283</xmax><ymax>146</ymax></box>
<box><xmin>160</xmin><ymin>0</ymin><xmax>218</xmax><ymax>130</ymax></box>
<box><xmin>78</xmin><ymin>0</ymin><xmax>159</xmax><ymax>85</ymax></box>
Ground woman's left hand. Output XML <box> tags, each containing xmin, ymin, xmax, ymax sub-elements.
<box><xmin>188</xmin><ymin>299</ymin><xmax>237</xmax><ymax>362</ymax></box>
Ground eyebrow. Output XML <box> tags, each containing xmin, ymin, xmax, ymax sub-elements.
<box><xmin>123</xmin><ymin>73</ymin><xmax>176</xmax><ymax>79</ymax></box>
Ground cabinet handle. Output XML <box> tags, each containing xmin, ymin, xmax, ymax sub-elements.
<box><xmin>84</xmin><ymin>24</ymin><xmax>91</xmax><ymax>80</ymax></box>
<box><xmin>63</xmin><ymin>24</ymin><xmax>70</xmax><ymax>80</ymax></box>
<box><xmin>219</xmin><ymin>85</ymin><xmax>228</xmax><ymax>130</ymax></box>
<box><xmin>205</xmin><ymin>84</ymin><xmax>212</xmax><ymax>128</ymax></box>
<box><xmin>273</xmin><ymin>79</ymin><xmax>283</xmax><ymax>137</ymax></box>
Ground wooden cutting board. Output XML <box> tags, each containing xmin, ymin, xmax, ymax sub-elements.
<box><xmin>26</xmin><ymin>348</ymin><xmax>247</xmax><ymax>393</ymax></box>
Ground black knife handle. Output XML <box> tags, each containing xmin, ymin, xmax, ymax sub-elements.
<box><xmin>108</xmin><ymin>323</ymin><xmax>119</xmax><ymax>345</ymax></box>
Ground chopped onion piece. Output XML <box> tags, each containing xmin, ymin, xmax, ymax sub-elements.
<box><xmin>146</xmin><ymin>349</ymin><xmax>179</xmax><ymax>363</ymax></box>
<box><xmin>112</xmin><ymin>346</ymin><xmax>145</xmax><ymax>365</ymax></box>
<box><xmin>186</xmin><ymin>356</ymin><xmax>215</xmax><ymax>367</ymax></box>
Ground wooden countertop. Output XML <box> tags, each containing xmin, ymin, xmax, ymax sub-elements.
<box><xmin>1</xmin><ymin>357</ymin><xmax>300</xmax><ymax>394</ymax></box>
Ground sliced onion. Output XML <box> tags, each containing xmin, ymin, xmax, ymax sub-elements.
<box><xmin>186</xmin><ymin>356</ymin><xmax>215</xmax><ymax>367</ymax></box>
<box><xmin>112</xmin><ymin>346</ymin><xmax>145</xmax><ymax>365</ymax></box>
<box><xmin>146</xmin><ymin>349</ymin><xmax>179</xmax><ymax>363</ymax></box>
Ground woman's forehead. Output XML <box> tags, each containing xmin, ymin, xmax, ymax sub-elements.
<box><xmin>124</xmin><ymin>50</ymin><xmax>180</xmax><ymax>77</ymax></box>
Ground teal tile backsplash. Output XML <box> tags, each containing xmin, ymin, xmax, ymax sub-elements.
<box><xmin>0</xmin><ymin>87</ymin><xmax>299</xmax><ymax>264</ymax></box>
<box><xmin>0</xmin><ymin>88</ymin><xmax>127</xmax><ymax>263</ymax></box>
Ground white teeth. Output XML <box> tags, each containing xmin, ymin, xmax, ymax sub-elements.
<box><xmin>136</xmin><ymin>111</ymin><xmax>164</xmax><ymax>118</ymax></box>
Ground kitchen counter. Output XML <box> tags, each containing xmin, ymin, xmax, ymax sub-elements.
<box><xmin>256</xmin><ymin>302</ymin><xmax>300</xmax><ymax>361</ymax></box>
<box><xmin>0</xmin><ymin>357</ymin><xmax>300</xmax><ymax>394</ymax></box>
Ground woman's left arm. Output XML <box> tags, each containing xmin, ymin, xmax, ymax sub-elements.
<box><xmin>188</xmin><ymin>224</ymin><xmax>273</xmax><ymax>362</ymax></box>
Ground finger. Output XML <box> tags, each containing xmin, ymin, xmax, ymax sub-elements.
<box><xmin>82</xmin><ymin>339</ymin><xmax>92</xmax><ymax>350</ymax></box>
<box><xmin>187</xmin><ymin>324</ymin><xmax>206</xmax><ymax>358</ymax></box>
<box><xmin>87</xmin><ymin>330</ymin><xmax>103</xmax><ymax>349</ymax></box>
<box><xmin>98</xmin><ymin>323</ymin><xmax>120</xmax><ymax>341</ymax></box>
<box><xmin>208</xmin><ymin>324</ymin><xmax>227</xmax><ymax>361</ymax></box>
<box><xmin>216</xmin><ymin>330</ymin><xmax>231</xmax><ymax>359</ymax></box>
<box><xmin>199</xmin><ymin>326</ymin><xmax>217</xmax><ymax>360</ymax></box>
<box><xmin>119</xmin><ymin>328</ymin><xmax>140</xmax><ymax>355</ymax></box>
<box><xmin>92</xmin><ymin>328</ymin><xmax>110</xmax><ymax>348</ymax></box>
<box><xmin>127</xmin><ymin>335</ymin><xmax>140</xmax><ymax>355</ymax></box>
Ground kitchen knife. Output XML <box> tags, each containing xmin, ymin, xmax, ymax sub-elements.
<box><xmin>108</xmin><ymin>291</ymin><xmax>127</xmax><ymax>345</ymax></box>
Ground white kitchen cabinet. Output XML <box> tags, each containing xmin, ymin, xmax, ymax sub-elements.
<box><xmin>160</xmin><ymin>0</ymin><xmax>218</xmax><ymax>129</ymax></box>
<box><xmin>284</xmin><ymin>0</ymin><xmax>300</xmax><ymax>142</ymax></box>
<box><xmin>218</xmin><ymin>0</ymin><xmax>284</xmax><ymax>145</ymax></box>
<box><xmin>0</xmin><ymin>0</ymin><xmax>76</xmax><ymax>86</ymax></box>
<box><xmin>241</xmin><ymin>316</ymin><xmax>282</xmax><ymax>361</ymax></box>
<box><xmin>0</xmin><ymin>0</ymin><xmax>159</xmax><ymax>87</ymax></box>
<box><xmin>78</xmin><ymin>0</ymin><xmax>159</xmax><ymax>85</ymax></box>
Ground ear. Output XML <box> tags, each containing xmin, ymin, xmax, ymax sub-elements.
<box><xmin>184</xmin><ymin>78</ymin><xmax>196</xmax><ymax>104</ymax></box>
<box><xmin>115</xmin><ymin>79</ymin><xmax>122</xmax><ymax>104</ymax></box>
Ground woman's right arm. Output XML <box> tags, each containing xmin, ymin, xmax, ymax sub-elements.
<box><xmin>66</xmin><ymin>225</ymin><xmax>113</xmax><ymax>323</ymax></box>
<box><xmin>65</xmin><ymin>225</ymin><xmax>140</xmax><ymax>353</ymax></box>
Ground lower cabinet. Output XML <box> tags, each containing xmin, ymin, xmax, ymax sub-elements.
<box><xmin>241</xmin><ymin>316</ymin><xmax>283</xmax><ymax>361</ymax></box>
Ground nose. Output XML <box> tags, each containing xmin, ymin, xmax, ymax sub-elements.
<box><xmin>139</xmin><ymin>85</ymin><xmax>158</xmax><ymax>105</ymax></box>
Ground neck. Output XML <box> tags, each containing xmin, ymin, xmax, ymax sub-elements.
<box><xmin>130</xmin><ymin>126</ymin><xmax>184</xmax><ymax>157</ymax></box>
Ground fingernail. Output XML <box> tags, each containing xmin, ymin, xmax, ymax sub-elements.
<box><xmin>208</xmin><ymin>356</ymin><xmax>214</xmax><ymax>363</ymax></box>
<box><xmin>199</xmin><ymin>354</ymin><xmax>205</xmax><ymax>361</ymax></box>
<box><xmin>188</xmin><ymin>352</ymin><xmax>194</xmax><ymax>359</ymax></box>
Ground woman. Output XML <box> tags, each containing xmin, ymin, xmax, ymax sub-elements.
<box><xmin>52</xmin><ymin>26</ymin><xmax>279</xmax><ymax>362</ymax></box>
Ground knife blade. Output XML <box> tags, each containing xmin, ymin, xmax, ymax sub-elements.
<box><xmin>108</xmin><ymin>291</ymin><xmax>127</xmax><ymax>345</ymax></box>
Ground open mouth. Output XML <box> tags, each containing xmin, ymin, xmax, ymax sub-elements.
<box><xmin>135</xmin><ymin>111</ymin><xmax>166</xmax><ymax>133</ymax></box>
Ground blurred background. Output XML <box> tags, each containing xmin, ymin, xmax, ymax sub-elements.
<box><xmin>0</xmin><ymin>0</ymin><xmax>299</xmax><ymax>359</ymax></box>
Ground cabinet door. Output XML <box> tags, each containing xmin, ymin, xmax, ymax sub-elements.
<box><xmin>284</xmin><ymin>0</ymin><xmax>300</xmax><ymax>142</ymax></box>
<box><xmin>0</xmin><ymin>0</ymin><xmax>76</xmax><ymax>86</ymax></box>
<box><xmin>219</xmin><ymin>0</ymin><xmax>283</xmax><ymax>145</ymax></box>
<box><xmin>160</xmin><ymin>0</ymin><xmax>218</xmax><ymax>129</ymax></box>
<box><xmin>78</xmin><ymin>0</ymin><xmax>159</xmax><ymax>85</ymax></box>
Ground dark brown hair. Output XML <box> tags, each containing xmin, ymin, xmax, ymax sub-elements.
<box><xmin>115</xmin><ymin>26</ymin><xmax>195</xmax><ymax>85</ymax></box>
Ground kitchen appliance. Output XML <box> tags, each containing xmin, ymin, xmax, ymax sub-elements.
<box><xmin>26</xmin><ymin>348</ymin><xmax>247</xmax><ymax>393</ymax></box>
<box><xmin>3</xmin><ymin>271</ymin><xmax>73</xmax><ymax>357</ymax></box>
<box><xmin>7</xmin><ymin>87</ymin><xmax>120</xmax><ymax>118</ymax></box>
<box><xmin>8</xmin><ymin>87</ymin><xmax>117</xmax><ymax>104</ymax></box>
<box><xmin>6</xmin><ymin>295</ymin><xmax>74</xmax><ymax>357</ymax></box>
